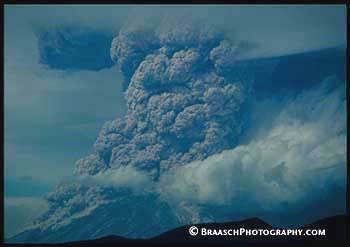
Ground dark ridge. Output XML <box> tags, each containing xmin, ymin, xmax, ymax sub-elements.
<box><xmin>6</xmin><ymin>214</ymin><xmax>349</xmax><ymax>246</ymax></box>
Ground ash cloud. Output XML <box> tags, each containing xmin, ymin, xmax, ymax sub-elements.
<box><xmin>94</xmin><ymin>24</ymin><xmax>249</xmax><ymax>179</ymax></box>
<box><xmin>37</xmin><ymin>26</ymin><xmax>115</xmax><ymax>71</ymax></box>
<box><xmin>10</xmin><ymin>22</ymin><xmax>346</xmax><ymax>242</ymax></box>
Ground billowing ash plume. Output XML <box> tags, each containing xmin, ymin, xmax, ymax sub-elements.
<box><xmin>12</xmin><ymin>24</ymin><xmax>250</xmax><ymax>242</ymax></box>
<box><xmin>78</xmin><ymin>24</ymin><xmax>247</xmax><ymax>179</ymax></box>
<box><xmin>10</xmin><ymin>23</ymin><xmax>346</xmax><ymax>243</ymax></box>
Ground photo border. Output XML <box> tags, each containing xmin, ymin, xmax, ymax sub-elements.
<box><xmin>1</xmin><ymin>1</ymin><xmax>348</xmax><ymax>246</ymax></box>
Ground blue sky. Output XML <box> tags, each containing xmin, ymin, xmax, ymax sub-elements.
<box><xmin>4</xmin><ymin>4</ymin><xmax>346</xmax><ymax>238</ymax></box>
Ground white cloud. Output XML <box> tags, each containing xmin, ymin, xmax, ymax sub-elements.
<box><xmin>158</xmin><ymin>78</ymin><xmax>346</xmax><ymax>215</ymax></box>
<box><xmin>78</xmin><ymin>165</ymin><xmax>154</xmax><ymax>193</ymax></box>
